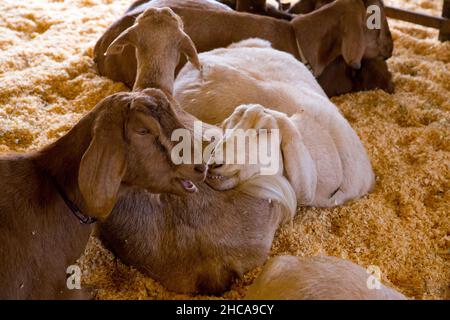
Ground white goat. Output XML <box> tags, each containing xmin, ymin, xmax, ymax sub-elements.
<box><xmin>174</xmin><ymin>38</ymin><xmax>375</xmax><ymax>207</ymax></box>
<box><xmin>245</xmin><ymin>255</ymin><xmax>407</xmax><ymax>300</ymax></box>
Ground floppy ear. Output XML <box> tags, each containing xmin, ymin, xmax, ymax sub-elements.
<box><xmin>340</xmin><ymin>11</ymin><xmax>365</xmax><ymax>69</ymax></box>
<box><xmin>78</xmin><ymin>118</ymin><xmax>127</xmax><ymax>220</ymax></box>
<box><xmin>179</xmin><ymin>31</ymin><xmax>201</xmax><ymax>71</ymax></box>
<box><xmin>291</xmin><ymin>0</ymin><xmax>366</xmax><ymax>76</ymax></box>
<box><xmin>105</xmin><ymin>25</ymin><xmax>138</xmax><ymax>56</ymax></box>
<box><xmin>277</xmin><ymin>115</ymin><xmax>317</xmax><ymax>205</ymax></box>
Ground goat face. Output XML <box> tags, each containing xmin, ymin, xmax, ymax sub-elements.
<box><xmin>79</xmin><ymin>88</ymin><xmax>206</xmax><ymax>219</ymax></box>
<box><xmin>206</xmin><ymin>104</ymin><xmax>283</xmax><ymax>191</ymax></box>
<box><xmin>362</xmin><ymin>0</ymin><xmax>393</xmax><ymax>60</ymax></box>
<box><xmin>105</xmin><ymin>7</ymin><xmax>201</xmax><ymax>74</ymax></box>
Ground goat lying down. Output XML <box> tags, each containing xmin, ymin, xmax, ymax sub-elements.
<box><xmin>245</xmin><ymin>255</ymin><xmax>407</xmax><ymax>300</ymax></box>
<box><xmin>175</xmin><ymin>38</ymin><xmax>375</xmax><ymax>207</ymax></box>
<box><xmin>0</xmin><ymin>89</ymin><xmax>204</xmax><ymax>299</ymax></box>
<box><xmin>224</xmin><ymin>0</ymin><xmax>395</xmax><ymax>97</ymax></box>
<box><xmin>94</xmin><ymin>0</ymin><xmax>394</xmax><ymax>97</ymax></box>
<box><xmin>98</xmin><ymin>7</ymin><xmax>296</xmax><ymax>294</ymax></box>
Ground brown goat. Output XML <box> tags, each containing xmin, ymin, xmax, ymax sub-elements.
<box><xmin>289</xmin><ymin>0</ymin><xmax>394</xmax><ymax>96</ymax></box>
<box><xmin>94</xmin><ymin>0</ymin><xmax>393</xmax><ymax>97</ymax></box>
<box><xmin>317</xmin><ymin>56</ymin><xmax>394</xmax><ymax>97</ymax></box>
<box><xmin>0</xmin><ymin>89</ymin><xmax>204</xmax><ymax>299</ymax></box>
<box><xmin>98</xmin><ymin>7</ymin><xmax>293</xmax><ymax>294</ymax></box>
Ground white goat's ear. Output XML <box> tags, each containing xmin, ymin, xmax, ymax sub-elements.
<box><xmin>277</xmin><ymin>116</ymin><xmax>317</xmax><ymax>205</ymax></box>
<box><xmin>179</xmin><ymin>31</ymin><xmax>201</xmax><ymax>70</ymax></box>
<box><xmin>105</xmin><ymin>25</ymin><xmax>137</xmax><ymax>56</ymax></box>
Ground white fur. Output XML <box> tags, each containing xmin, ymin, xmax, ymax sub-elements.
<box><xmin>174</xmin><ymin>38</ymin><xmax>375</xmax><ymax>208</ymax></box>
<box><xmin>245</xmin><ymin>255</ymin><xmax>407</xmax><ymax>300</ymax></box>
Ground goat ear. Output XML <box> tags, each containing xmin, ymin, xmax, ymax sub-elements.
<box><xmin>179</xmin><ymin>31</ymin><xmax>201</xmax><ymax>70</ymax></box>
<box><xmin>78</xmin><ymin>124</ymin><xmax>127</xmax><ymax>220</ymax></box>
<box><xmin>105</xmin><ymin>25</ymin><xmax>137</xmax><ymax>56</ymax></box>
<box><xmin>340</xmin><ymin>15</ymin><xmax>365</xmax><ymax>69</ymax></box>
<box><xmin>292</xmin><ymin>0</ymin><xmax>366</xmax><ymax>76</ymax></box>
<box><xmin>277</xmin><ymin>115</ymin><xmax>317</xmax><ymax>205</ymax></box>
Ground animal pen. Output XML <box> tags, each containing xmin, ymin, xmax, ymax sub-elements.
<box><xmin>0</xmin><ymin>0</ymin><xmax>448</xmax><ymax>301</ymax></box>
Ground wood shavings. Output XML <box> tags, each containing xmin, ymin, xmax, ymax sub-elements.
<box><xmin>1</xmin><ymin>0</ymin><xmax>448</xmax><ymax>300</ymax></box>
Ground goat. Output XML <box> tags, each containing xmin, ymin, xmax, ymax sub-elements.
<box><xmin>0</xmin><ymin>88</ymin><xmax>205</xmax><ymax>299</ymax></box>
<box><xmin>94</xmin><ymin>0</ymin><xmax>393</xmax><ymax>97</ymax></box>
<box><xmin>98</xmin><ymin>7</ymin><xmax>295</xmax><ymax>294</ymax></box>
<box><xmin>245</xmin><ymin>255</ymin><xmax>407</xmax><ymax>300</ymax></box>
<box><xmin>289</xmin><ymin>0</ymin><xmax>395</xmax><ymax>95</ymax></box>
<box><xmin>175</xmin><ymin>38</ymin><xmax>375</xmax><ymax>207</ymax></box>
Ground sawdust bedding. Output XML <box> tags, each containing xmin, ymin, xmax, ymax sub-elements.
<box><xmin>0</xmin><ymin>0</ymin><xmax>448</xmax><ymax>300</ymax></box>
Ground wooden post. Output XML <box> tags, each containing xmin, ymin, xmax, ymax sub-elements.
<box><xmin>439</xmin><ymin>0</ymin><xmax>450</xmax><ymax>41</ymax></box>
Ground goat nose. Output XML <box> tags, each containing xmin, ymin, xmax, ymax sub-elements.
<box><xmin>194</xmin><ymin>164</ymin><xmax>207</xmax><ymax>174</ymax></box>
<box><xmin>211</xmin><ymin>163</ymin><xmax>224</xmax><ymax>169</ymax></box>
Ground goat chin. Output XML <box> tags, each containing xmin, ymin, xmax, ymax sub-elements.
<box><xmin>238</xmin><ymin>174</ymin><xmax>297</xmax><ymax>223</ymax></box>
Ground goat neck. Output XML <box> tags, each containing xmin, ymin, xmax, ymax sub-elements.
<box><xmin>32</xmin><ymin>112</ymin><xmax>97</xmax><ymax>218</ymax></box>
<box><xmin>133</xmin><ymin>49</ymin><xmax>178</xmax><ymax>95</ymax></box>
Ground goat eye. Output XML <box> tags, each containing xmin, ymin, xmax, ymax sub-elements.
<box><xmin>136</xmin><ymin>128</ymin><xmax>150</xmax><ymax>135</ymax></box>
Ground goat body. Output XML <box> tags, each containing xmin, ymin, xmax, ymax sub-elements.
<box><xmin>0</xmin><ymin>113</ymin><xmax>95</xmax><ymax>299</ymax></box>
<box><xmin>0</xmin><ymin>85</ymin><xmax>203</xmax><ymax>298</ymax></box>
<box><xmin>245</xmin><ymin>255</ymin><xmax>407</xmax><ymax>300</ymax></box>
<box><xmin>175</xmin><ymin>39</ymin><xmax>375</xmax><ymax>207</ymax></box>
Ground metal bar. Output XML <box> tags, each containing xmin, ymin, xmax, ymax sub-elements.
<box><xmin>384</xmin><ymin>5</ymin><xmax>450</xmax><ymax>34</ymax></box>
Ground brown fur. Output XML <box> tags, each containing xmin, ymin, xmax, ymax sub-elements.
<box><xmin>318</xmin><ymin>56</ymin><xmax>394</xmax><ymax>97</ymax></box>
<box><xmin>100</xmin><ymin>185</ymin><xmax>284</xmax><ymax>294</ymax></box>
<box><xmin>98</xmin><ymin>7</ymin><xmax>289</xmax><ymax>294</ymax></box>
<box><xmin>290</xmin><ymin>0</ymin><xmax>393</xmax><ymax>60</ymax></box>
<box><xmin>290</xmin><ymin>0</ymin><xmax>394</xmax><ymax>96</ymax></box>
<box><xmin>94</xmin><ymin>0</ymin><xmax>393</xmax><ymax>97</ymax></box>
<box><xmin>220</xmin><ymin>0</ymin><xmax>394</xmax><ymax>96</ymax></box>
<box><xmin>0</xmin><ymin>89</ymin><xmax>204</xmax><ymax>299</ymax></box>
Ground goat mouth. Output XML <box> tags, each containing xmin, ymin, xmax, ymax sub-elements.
<box><xmin>205</xmin><ymin>171</ymin><xmax>239</xmax><ymax>191</ymax></box>
<box><xmin>206</xmin><ymin>174</ymin><xmax>225</xmax><ymax>180</ymax></box>
<box><xmin>179</xmin><ymin>179</ymin><xmax>198</xmax><ymax>193</ymax></box>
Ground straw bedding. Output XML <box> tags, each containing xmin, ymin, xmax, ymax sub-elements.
<box><xmin>0</xmin><ymin>0</ymin><xmax>448</xmax><ymax>299</ymax></box>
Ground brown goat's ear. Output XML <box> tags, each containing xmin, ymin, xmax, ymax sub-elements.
<box><xmin>292</xmin><ymin>0</ymin><xmax>366</xmax><ymax>76</ymax></box>
<box><xmin>179</xmin><ymin>31</ymin><xmax>201</xmax><ymax>70</ymax></box>
<box><xmin>105</xmin><ymin>25</ymin><xmax>137</xmax><ymax>56</ymax></box>
<box><xmin>340</xmin><ymin>15</ymin><xmax>365</xmax><ymax>70</ymax></box>
<box><xmin>78</xmin><ymin>121</ymin><xmax>127</xmax><ymax>220</ymax></box>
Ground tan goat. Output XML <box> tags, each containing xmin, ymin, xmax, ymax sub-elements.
<box><xmin>99</xmin><ymin>7</ymin><xmax>296</xmax><ymax>294</ymax></box>
<box><xmin>0</xmin><ymin>88</ymin><xmax>204</xmax><ymax>299</ymax></box>
<box><xmin>94</xmin><ymin>0</ymin><xmax>394</xmax><ymax>97</ymax></box>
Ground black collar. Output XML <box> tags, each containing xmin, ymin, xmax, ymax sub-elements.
<box><xmin>47</xmin><ymin>172</ymin><xmax>96</xmax><ymax>225</ymax></box>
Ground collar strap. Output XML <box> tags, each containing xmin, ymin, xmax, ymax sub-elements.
<box><xmin>295</xmin><ymin>36</ymin><xmax>314</xmax><ymax>75</ymax></box>
<box><xmin>48</xmin><ymin>172</ymin><xmax>96</xmax><ymax>225</ymax></box>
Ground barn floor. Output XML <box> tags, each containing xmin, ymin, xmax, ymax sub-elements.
<box><xmin>0</xmin><ymin>0</ymin><xmax>448</xmax><ymax>299</ymax></box>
